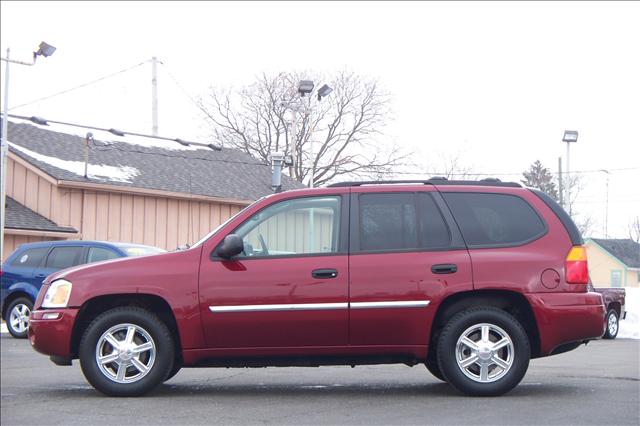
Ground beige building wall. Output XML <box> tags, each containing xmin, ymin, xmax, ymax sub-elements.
<box><xmin>585</xmin><ymin>240</ymin><xmax>639</xmax><ymax>288</ymax></box>
<box><xmin>3</xmin><ymin>155</ymin><xmax>248</xmax><ymax>260</ymax></box>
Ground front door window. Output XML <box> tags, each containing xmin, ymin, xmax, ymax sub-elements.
<box><xmin>234</xmin><ymin>196</ymin><xmax>341</xmax><ymax>257</ymax></box>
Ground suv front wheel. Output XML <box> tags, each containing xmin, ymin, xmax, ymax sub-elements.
<box><xmin>79</xmin><ymin>307</ymin><xmax>175</xmax><ymax>397</ymax></box>
<box><xmin>437</xmin><ymin>307</ymin><xmax>530</xmax><ymax>396</ymax></box>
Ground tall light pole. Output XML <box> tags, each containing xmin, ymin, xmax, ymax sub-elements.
<box><xmin>296</xmin><ymin>80</ymin><xmax>332</xmax><ymax>188</ymax></box>
<box><xmin>562</xmin><ymin>130</ymin><xmax>578</xmax><ymax>216</ymax></box>
<box><xmin>600</xmin><ymin>169</ymin><xmax>610</xmax><ymax>238</ymax></box>
<box><xmin>1</xmin><ymin>42</ymin><xmax>56</xmax><ymax>260</ymax></box>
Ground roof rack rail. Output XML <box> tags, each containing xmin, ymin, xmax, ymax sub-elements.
<box><xmin>327</xmin><ymin>179</ymin><xmax>522</xmax><ymax>188</ymax></box>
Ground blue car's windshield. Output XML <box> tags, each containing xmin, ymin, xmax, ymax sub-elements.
<box><xmin>115</xmin><ymin>244</ymin><xmax>166</xmax><ymax>257</ymax></box>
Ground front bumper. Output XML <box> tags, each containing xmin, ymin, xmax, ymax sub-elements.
<box><xmin>28</xmin><ymin>308</ymin><xmax>78</xmax><ymax>359</ymax></box>
<box><xmin>526</xmin><ymin>291</ymin><xmax>606</xmax><ymax>356</ymax></box>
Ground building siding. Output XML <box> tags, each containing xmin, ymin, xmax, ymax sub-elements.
<box><xmin>585</xmin><ymin>240</ymin><xmax>640</xmax><ymax>288</ymax></box>
<box><xmin>3</xmin><ymin>156</ymin><xmax>249</xmax><ymax>259</ymax></box>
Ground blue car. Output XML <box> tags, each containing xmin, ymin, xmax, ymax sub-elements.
<box><xmin>1</xmin><ymin>240</ymin><xmax>165</xmax><ymax>338</ymax></box>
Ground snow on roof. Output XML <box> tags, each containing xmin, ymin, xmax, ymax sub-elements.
<box><xmin>9</xmin><ymin>142</ymin><xmax>139</xmax><ymax>183</ymax></box>
<box><xmin>9</xmin><ymin>118</ymin><xmax>209</xmax><ymax>152</ymax></box>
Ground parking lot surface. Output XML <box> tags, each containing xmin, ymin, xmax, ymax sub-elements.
<box><xmin>1</xmin><ymin>332</ymin><xmax>638</xmax><ymax>425</ymax></box>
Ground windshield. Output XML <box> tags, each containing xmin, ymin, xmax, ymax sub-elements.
<box><xmin>117</xmin><ymin>245</ymin><xmax>167</xmax><ymax>257</ymax></box>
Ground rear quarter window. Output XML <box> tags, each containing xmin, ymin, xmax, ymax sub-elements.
<box><xmin>443</xmin><ymin>192</ymin><xmax>546</xmax><ymax>248</ymax></box>
<box><xmin>9</xmin><ymin>247</ymin><xmax>49</xmax><ymax>268</ymax></box>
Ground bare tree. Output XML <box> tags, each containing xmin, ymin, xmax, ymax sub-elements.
<box><xmin>422</xmin><ymin>150</ymin><xmax>477</xmax><ymax>180</ymax></box>
<box><xmin>199</xmin><ymin>71</ymin><xmax>408</xmax><ymax>186</ymax></box>
<box><xmin>562</xmin><ymin>174</ymin><xmax>594</xmax><ymax>236</ymax></box>
<box><xmin>629</xmin><ymin>216</ymin><xmax>640</xmax><ymax>243</ymax></box>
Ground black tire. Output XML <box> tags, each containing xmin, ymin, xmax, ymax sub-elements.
<box><xmin>437</xmin><ymin>307</ymin><xmax>530</xmax><ymax>396</ymax></box>
<box><xmin>164</xmin><ymin>363</ymin><xmax>182</xmax><ymax>382</ymax></box>
<box><xmin>603</xmin><ymin>309</ymin><xmax>619</xmax><ymax>339</ymax></box>
<box><xmin>79</xmin><ymin>307</ymin><xmax>175</xmax><ymax>397</ymax></box>
<box><xmin>5</xmin><ymin>297</ymin><xmax>33</xmax><ymax>339</ymax></box>
<box><xmin>425</xmin><ymin>349</ymin><xmax>446</xmax><ymax>382</ymax></box>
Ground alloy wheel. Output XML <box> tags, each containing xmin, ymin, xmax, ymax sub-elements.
<box><xmin>9</xmin><ymin>303</ymin><xmax>31</xmax><ymax>334</ymax></box>
<box><xmin>95</xmin><ymin>323</ymin><xmax>156</xmax><ymax>384</ymax></box>
<box><xmin>455</xmin><ymin>323</ymin><xmax>514</xmax><ymax>383</ymax></box>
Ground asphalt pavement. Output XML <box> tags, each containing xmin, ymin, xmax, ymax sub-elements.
<box><xmin>1</xmin><ymin>331</ymin><xmax>638</xmax><ymax>426</ymax></box>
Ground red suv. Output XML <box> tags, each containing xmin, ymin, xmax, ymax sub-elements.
<box><xmin>28</xmin><ymin>179</ymin><xmax>606</xmax><ymax>397</ymax></box>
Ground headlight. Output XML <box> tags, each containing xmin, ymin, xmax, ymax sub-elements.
<box><xmin>42</xmin><ymin>279</ymin><xmax>73</xmax><ymax>308</ymax></box>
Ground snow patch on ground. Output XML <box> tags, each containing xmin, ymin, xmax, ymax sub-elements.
<box><xmin>9</xmin><ymin>142</ymin><xmax>140</xmax><ymax>183</ymax></box>
<box><xmin>12</xmin><ymin>119</ymin><xmax>208</xmax><ymax>151</ymax></box>
<box><xmin>618</xmin><ymin>287</ymin><xmax>639</xmax><ymax>339</ymax></box>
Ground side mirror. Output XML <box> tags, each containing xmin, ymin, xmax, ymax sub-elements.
<box><xmin>217</xmin><ymin>234</ymin><xmax>244</xmax><ymax>259</ymax></box>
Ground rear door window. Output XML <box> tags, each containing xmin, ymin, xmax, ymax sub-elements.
<box><xmin>443</xmin><ymin>192</ymin><xmax>546</xmax><ymax>247</ymax></box>
<box><xmin>359</xmin><ymin>193</ymin><xmax>418</xmax><ymax>251</ymax></box>
<box><xmin>44</xmin><ymin>247</ymin><xmax>85</xmax><ymax>270</ymax></box>
<box><xmin>10</xmin><ymin>247</ymin><xmax>49</xmax><ymax>268</ymax></box>
<box><xmin>418</xmin><ymin>193</ymin><xmax>451</xmax><ymax>249</ymax></box>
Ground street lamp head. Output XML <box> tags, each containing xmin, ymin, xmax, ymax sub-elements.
<box><xmin>317</xmin><ymin>84</ymin><xmax>333</xmax><ymax>101</ymax></box>
<box><xmin>298</xmin><ymin>80</ymin><xmax>315</xmax><ymax>97</ymax></box>
<box><xmin>35</xmin><ymin>41</ymin><xmax>56</xmax><ymax>58</ymax></box>
<box><xmin>29</xmin><ymin>116</ymin><xmax>49</xmax><ymax>126</ymax></box>
<box><xmin>562</xmin><ymin>130</ymin><xmax>578</xmax><ymax>143</ymax></box>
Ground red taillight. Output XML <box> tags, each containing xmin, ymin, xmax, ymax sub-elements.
<box><xmin>565</xmin><ymin>245</ymin><xmax>589</xmax><ymax>284</ymax></box>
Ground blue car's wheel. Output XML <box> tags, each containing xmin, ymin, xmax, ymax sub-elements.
<box><xmin>6</xmin><ymin>297</ymin><xmax>33</xmax><ymax>339</ymax></box>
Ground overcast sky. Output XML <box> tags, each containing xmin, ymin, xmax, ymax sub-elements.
<box><xmin>2</xmin><ymin>1</ymin><xmax>639</xmax><ymax>238</ymax></box>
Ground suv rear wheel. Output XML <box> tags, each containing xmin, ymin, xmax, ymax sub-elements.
<box><xmin>79</xmin><ymin>307</ymin><xmax>175</xmax><ymax>396</ymax></box>
<box><xmin>6</xmin><ymin>297</ymin><xmax>33</xmax><ymax>339</ymax></box>
<box><xmin>437</xmin><ymin>307</ymin><xmax>530</xmax><ymax>396</ymax></box>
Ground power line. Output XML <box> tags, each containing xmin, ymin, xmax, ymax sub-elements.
<box><xmin>158</xmin><ymin>61</ymin><xmax>216</xmax><ymax>122</ymax></box>
<box><xmin>391</xmin><ymin>166</ymin><xmax>640</xmax><ymax>178</ymax></box>
<box><xmin>8</xmin><ymin>60</ymin><xmax>151</xmax><ymax>111</ymax></box>
<box><xmin>6</xmin><ymin>113</ymin><xmax>221</xmax><ymax>150</ymax></box>
<box><xmin>6</xmin><ymin>113</ymin><xmax>270</xmax><ymax>168</ymax></box>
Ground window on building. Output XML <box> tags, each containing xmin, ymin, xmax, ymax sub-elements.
<box><xmin>611</xmin><ymin>270</ymin><xmax>623</xmax><ymax>287</ymax></box>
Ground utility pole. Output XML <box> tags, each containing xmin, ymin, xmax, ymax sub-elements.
<box><xmin>1</xmin><ymin>42</ymin><xmax>56</xmax><ymax>260</ymax></box>
<box><xmin>1</xmin><ymin>49</ymin><xmax>10</xmax><ymax>261</ymax></box>
<box><xmin>558</xmin><ymin>157</ymin><xmax>563</xmax><ymax>209</ymax></box>
<box><xmin>151</xmin><ymin>56</ymin><xmax>158</xmax><ymax>136</ymax></box>
<box><xmin>600</xmin><ymin>169</ymin><xmax>610</xmax><ymax>238</ymax></box>
<box><xmin>562</xmin><ymin>130</ymin><xmax>578</xmax><ymax>216</ymax></box>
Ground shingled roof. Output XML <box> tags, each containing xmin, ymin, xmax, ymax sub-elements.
<box><xmin>590</xmin><ymin>238</ymin><xmax>640</xmax><ymax>268</ymax></box>
<box><xmin>4</xmin><ymin>119</ymin><xmax>303</xmax><ymax>202</ymax></box>
<box><xmin>5</xmin><ymin>197</ymin><xmax>78</xmax><ymax>234</ymax></box>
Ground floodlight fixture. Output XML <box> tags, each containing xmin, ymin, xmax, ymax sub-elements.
<box><xmin>562</xmin><ymin>130</ymin><xmax>578</xmax><ymax>143</ymax></box>
<box><xmin>175</xmin><ymin>138</ymin><xmax>190</xmax><ymax>146</ymax></box>
<box><xmin>317</xmin><ymin>84</ymin><xmax>333</xmax><ymax>100</ymax></box>
<box><xmin>35</xmin><ymin>41</ymin><xmax>56</xmax><ymax>58</ymax></box>
<box><xmin>298</xmin><ymin>80</ymin><xmax>314</xmax><ymax>96</ymax></box>
<box><xmin>108</xmin><ymin>128</ymin><xmax>125</xmax><ymax>136</ymax></box>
